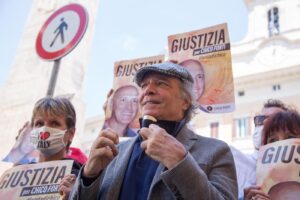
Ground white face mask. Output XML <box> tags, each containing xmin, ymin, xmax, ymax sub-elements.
<box><xmin>30</xmin><ymin>126</ymin><xmax>66</xmax><ymax>157</ymax></box>
<box><xmin>252</xmin><ymin>126</ymin><xmax>263</xmax><ymax>150</ymax></box>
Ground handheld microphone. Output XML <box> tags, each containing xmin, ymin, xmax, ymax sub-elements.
<box><xmin>141</xmin><ymin>115</ymin><xmax>157</xmax><ymax>128</ymax></box>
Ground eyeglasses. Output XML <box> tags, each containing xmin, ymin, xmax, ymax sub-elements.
<box><xmin>254</xmin><ymin>115</ymin><xmax>268</xmax><ymax>126</ymax></box>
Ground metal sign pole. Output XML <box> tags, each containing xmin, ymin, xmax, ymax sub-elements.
<box><xmin>46</xmin><ymin>58</ymin><xmax>61</xmax><ymax>96</ymax></box>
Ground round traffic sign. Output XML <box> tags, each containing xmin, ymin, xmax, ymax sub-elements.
<box><xmin>36</xmin><ymin>4</ymin><xmax>88</xmax><ymax>60</ymax></box>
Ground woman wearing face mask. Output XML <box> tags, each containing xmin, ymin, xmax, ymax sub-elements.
<box><xmin>252</xmin><ymin>99</ymin><xmax>288</xmax><ymax>151</ymax></box>
<box><xmin>244</xmin><ymin>110</ymin><xmax>300</xmax><ymax>200</ymax></box>
<box><xmin>29</xmin><ymin>96</ymin><xmax>81</xmax><ymax>200</ymax></box>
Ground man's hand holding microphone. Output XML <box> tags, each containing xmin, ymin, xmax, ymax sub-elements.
<box><xmin>139</xmin><ymin>115</ymin><xmax>187</xmax><ymax>170</ymax></box>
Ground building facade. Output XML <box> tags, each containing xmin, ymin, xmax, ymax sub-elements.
<box><xmin>194</xmin><ymin>0</ymin><xmax>300</xmax><ymax>152</ymax></box>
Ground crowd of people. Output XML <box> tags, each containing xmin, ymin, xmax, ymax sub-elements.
<box><xmin>1</xmin><ymin>61</ymin><xmax>299</xmax><ymax>200</ymax></box>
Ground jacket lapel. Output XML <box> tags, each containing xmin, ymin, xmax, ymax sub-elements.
<box><xmin>106</xmin><ymin>137</ymin><xmax>139</xmax><ymax>199</ymax></box>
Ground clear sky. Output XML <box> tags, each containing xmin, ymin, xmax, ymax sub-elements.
<box><xmin>0</xmin><ymin>0</ymin><xmax>248</xmax><ymax>118</ymax></box>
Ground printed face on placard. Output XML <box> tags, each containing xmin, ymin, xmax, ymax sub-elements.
<box><xmin>113</xmin><ymin>86</ymin><xmax>139</xmax><ymax>125</ymax></box>
<box><xmin>269</xmin><ymin>181</ymin><xmax>300</xmax><ymax>200</ymax></box>
<box><xmin>180</xmin><ymin>59</ymin><xmax>205</xmax><ymax>101</ymax></box>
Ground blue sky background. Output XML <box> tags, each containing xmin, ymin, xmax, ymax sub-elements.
<box><xmin>0</xmin><ymin>0</ymin><xmax>248</xmax><ymax>118</ymax></box>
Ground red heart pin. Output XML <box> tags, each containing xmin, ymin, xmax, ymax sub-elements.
<box><xmin>39</xmin><ymin>132</ymin><xmax>50</xmax><ymax>140</ymax></box>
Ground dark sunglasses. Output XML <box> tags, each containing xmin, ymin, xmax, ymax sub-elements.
<box><xmin>254</xmin><ymin>115</ymin><xmax>268</xmax><ymax>126</ymax></box>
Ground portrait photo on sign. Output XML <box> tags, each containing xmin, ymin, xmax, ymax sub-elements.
<box><xmin>168</xmin><ymin>23</ymin><xmax>235</xmax><ymax>113</ymax></box>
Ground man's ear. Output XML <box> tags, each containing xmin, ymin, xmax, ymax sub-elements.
<box><xmin>182</xmin><ymin>95</ymin><xmax>191</xmax><ymax>112</ymax></box>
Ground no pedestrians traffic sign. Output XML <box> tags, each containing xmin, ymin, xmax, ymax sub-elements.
<box><xmin>36</xmin><ymin>4</ymin><xmax>88</xmax><ymax>61</ymax></box>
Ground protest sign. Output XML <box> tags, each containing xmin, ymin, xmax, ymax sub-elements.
<box><xmin>168</xmin><ymin>23</ymin><xmax>235</xmax><ymax>113</ymax></box>
<box><xmin>0</xmin><ymin>160</ymin><xmax>73</xmax><ymax>199</ymax></box>
<box><xmin>103</xmin><ymin>55</ymin><xmax>164</xmax><ymax>137</ymax></box>
<box><xmin>256</xmin><ymin>138</ymin><xmax>300</xmax><ymax>199</ymax></box>
<box><xmin>2</xmin><ymin>122</ymin><xmax>39</xmax><ymax>165</ymax></box>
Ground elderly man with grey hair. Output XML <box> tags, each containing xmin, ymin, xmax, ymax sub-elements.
<box><xmin>70</xmin><ymin>62</ymin><xmax>237</xmax><ymax>200</ymax></box>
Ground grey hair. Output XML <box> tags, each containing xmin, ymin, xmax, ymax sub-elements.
<box><xmin>31</xmin><ymin>96</ymin><xmax>76</xmax><ymax>129</ymax></box>
<box><xmin>179</xmin><ymin>80</ymin><xmax>198</xmax><ymax>122</ymax></box>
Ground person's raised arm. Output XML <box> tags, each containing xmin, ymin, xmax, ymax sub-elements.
<box><xmin>69</xmin><ymin>128</ymin><xmax>119</xmax><ymax>200</ymax></box>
